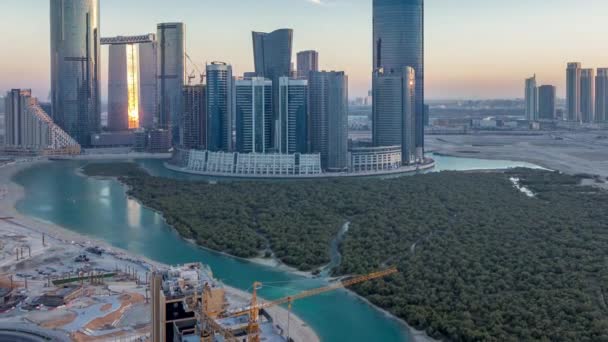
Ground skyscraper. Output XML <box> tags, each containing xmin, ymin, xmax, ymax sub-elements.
<box><xmin>139</xmin><ymin>38</ymin><xmax>158</xmax><ymax>130</ymax></box>
<box><xmin>50</xmin><ymin>0</ymin><xmax>101</xmax><ymax>146</ymax></box>
<box><xmin>278</xmin><ymin>77</ymin><xmax>309</xmax><ymax>154</ymax></box>
<box><xmin>309</xmin><ymin>71</ymin><xmax>349</xmax><ymax>171</ymax></box>
<box><xmin>372</xmin><ymin>67</ymin><xmax>417</xmax><ymax>164</ymax></box>
<box><xmin>296</xmin><ymin>50</ymin><xmax>319</xmax><ymax>79</ymax></box>
<box><xmin>252</xmin><ymin>29</ymin><xmax>293</xmax><ymax>148</ymax></box>
<box><xmin>108</xmin><ymin>43</ymin><xmax>140</xmax><ymax>131</ymax></box>
<box><xmin>102</xmin><ymin>34</ymin><xmax>157</xmax><ymax>131</ymax></box>
<box><xmin>157</xmin><ymin>23</ymin><xmax>186</xmax><ymax>144</ymax></box>
<box><xmin>373</xmin><ymin>0</ymin><xmax>424</xmax><ymax>150</ymax></box>
<box><xmin>252</xmin><ymin>29</ymin><xmax>293</xmax><ymax>80</ymax></box>
<box><xmin>235</xmin><ymin>77</ymin><xmax>273</xmax><ymax>153</ymax></box>
<box><xmin>524</xmin><ymin>75</ymin><xmax>538</xmax><ymax>121</ymax></box>
<box><xmin>596</xmin><ymin>68</ymin><xmax>608</xmax><ymax>123</ymax></box>
<box><xmin>566</xmin><ymin>62</ymin><xmax>582</xmax><ymax>122</ymax></box>
<box><xmin>538</xmin><ymin>85</ymin><xmax>557</xmax><ymax>121</ymax></box>
<box><xmin>581</xmin><ymin>68</ymin><xmax>595</xmax><ymax>123</ymax></box>
<box><xmin>181</xmin><ymin>84</ymin><xmax>206</xmax><ymax>149</ymax></box>
<box><xmin>206</xmin><ymin>62</ymin><xmax>233</xmax><ymax>152</ymax></box>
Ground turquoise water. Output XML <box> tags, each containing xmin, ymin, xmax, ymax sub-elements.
<box><xmin>14</xmin><ymin>161</ymin><xmax>409</xmax><ymax>342</ymax></box>
<box><xmin>13</xmin><ymin>156</ymin><xmax>541</xmax><ymax>341</ymax></box>
<box><xmin>431</xmin><ymin>153</ymin><xmax>544</xmax><ymax>172</ymax></box>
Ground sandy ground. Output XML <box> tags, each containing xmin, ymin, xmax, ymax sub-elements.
<box><xmin>428</xmin><ymin>131</ymin><xmax>608</xmax><ymax>179</ymax></box>
<box><xmin>0</xmin><ymin>159</ymin><xmax>320</xmax><ymax>342</ymax></box>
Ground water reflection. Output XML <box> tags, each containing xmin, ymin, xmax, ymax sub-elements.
<box><xmin>127</xmin><ymin>198</ymin><xmax>142</xmax><ymax>227</ymax></box>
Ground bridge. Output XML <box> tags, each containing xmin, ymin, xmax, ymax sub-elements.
<box><xmin>100</xmin><ymin>34</ymin><xmax>155</xmax><ymax>45</ymax></box>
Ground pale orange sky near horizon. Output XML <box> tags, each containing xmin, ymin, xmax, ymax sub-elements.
<box><xmin>1</xmin><ymin>0</ymin><xmax>608</xmax><ymax>100</ymax></box>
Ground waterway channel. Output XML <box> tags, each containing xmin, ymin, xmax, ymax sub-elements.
<box><xmin>13</xmin><ymin>155</ymin><xmax>541</xmax><ymax>341</ymax></box>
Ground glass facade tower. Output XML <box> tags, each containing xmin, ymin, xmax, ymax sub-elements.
<box><xmin>581</xmin><ymin>68</ymin><xmax>595</xmax><ymax>123</ymax></box>
<box><xmin>50</xmin><ymin>0</ymin><xmax>101</xmax><ymax>146</ymax></box>
<box><xmin>252</xmin><ymin>29</ymin><xmax>293</xmax><ymax>149</ymax></box>
<box><xmin>206</xmin><ymin>62</ymin><xmax>233</xmax><ymax>152</ymax></box>
<box><xmin>538</xmin><ymin>85</ymin><xmax>557</xmax><ymax>121</ymax></box>
<box><xmin>596</xmin><ymin>69</ymin><xmax>608</xmax><ymax>123</ymax></box>
<box><xmin>278</xmin><ymin>77</ymin><xmax>308</xmax><ymax>154</ymax></box>
<box><xmin>373</xmin><ymin>67</ymin><xmax>417</xmax><ymax>165</ymax></box>
<box><xmin>566</xmin><ymin>62</ymin><xmax>582</xmax><ymax>122</ymax></box>
<box><xmin>157</xmin><ymin>23</ymin><xmax>186</xmax><ymax>145</ymax></box>
<box><xmin>235</xmin><ymin>78</ymin><xmax>273</xmax><ymax>153</ymax></box>
<box><xmin>297</xmin><ymin>50</ymin><xmax>319</xmax><ymax>79</ymax></box>
<box><xmin>309</xmin><ymin>71</ymin><xmax>349</xmax><ymax>171</ymax></box>
<box><xmin>373</xmin><ymin>0</ymin><xmax>424</xmax><ymax>150</ymax></box>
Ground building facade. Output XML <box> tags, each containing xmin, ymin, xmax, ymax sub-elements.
<box><xmin>566</xmin><ymin>62</ymin><xmax>582</xmax><ymax>122</ymax></box>
<box><xmin>372</xmin><ymin>67</ymin><xmax>417</xmax><ymax>165</ymax></box>
<box><xmin>278</xmin><ymin>77</ymin><xmax>308</xmax><ymax>154</ymax></box>
<box><xmin>139</xmin><ymin>39</ymin><xmax>158</xmax><ymax>130</ymax></box>
<box><xmin>108</xmin><ymin>44</ymin><xmax>139</xmax><ymax>131</ymax></box>
<box><xmin>349</xmin><ymin>145</ymin><xmax>402</xmax><ymax>172</ymax></box>
<box><xmin>4</xmin><ymin>89</ymin><xmax>80</xmax><ymax>154</ymax></box>
<box><xmin>538</xmin><ymin>85</ymin><xmax>556</xmax><ymax>121</ymax></box>
<box><xmin>103</xmin><ymin>34</ymin><xmax>157</xmax><ymax>132</ymax></box>
<box><xmin>206</xmin><ymin>62</ymin><xmax>233</xmax><ymax>152</ymax></box>
<box><xmin>373</xmin><ymin>0</ymin><xmax>424</xmax><ymax>150</ymax></box>
<box><xmin>50</xmin><ymin>0</ymin><xmax>101</xmax><ymax>146</ymax></box>
<box><xmin>157</xmin><ymin>23</ymin><xmax>186</xmax><ymax>144</ymax></box>
<box><xmin>252</xmin><ymin>29</ymin><xmax>293</xmax><ymax>80</ymax></box>
<box><xmin>296</xmin><ymin>50</ymin><xmax>319</xmax><ymax>79</ymax></box>
<box><xmin>581</xmin><ymin>68</ymin><xmax>595</xmax><ymax>123</ymax></box>
<box><xmin>524</xmin><ymin>75</ymin><xmax>538</xmax><ymax>121</ymax></box>
<box><xmin>596</xmin><ymin>68</ymin><xmax>608</xmax><ymax>123</ymax></box>
<box><xmin>181</xmin><ymin>84</ymin><xmax>206</xmax><ymax>149</ymax></box>
<box><xmin>171</xmin><ymin>149</ymin><xmax>322</xmax><ymax>177</ymax></box>
<box><xmin>252</xmin><ymin>29</ymin><xmax>293</xmax><ymax>149</ymax></box>
<box><xmin>235</xmin><ymin>77</ymin><xmax>273</xmax><ymax>153</ymax></box>
<box><xmin>309</xmin><ymin>71</ymin><xmax>349</xmax><ymax>171</ymax></box>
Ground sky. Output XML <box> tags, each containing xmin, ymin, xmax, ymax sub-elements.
<box><xmin>1</xmin><ymin>0</ymin><xmax>608</xmax><ymax>100</ymax></box>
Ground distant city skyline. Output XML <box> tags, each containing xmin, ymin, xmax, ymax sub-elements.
<box><xmin>2</xmin><ymin>0</ymin><xmax>608</xmax><ymax>100</ymax></box>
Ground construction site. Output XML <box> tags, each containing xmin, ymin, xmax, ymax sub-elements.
<box><xmin>0</xmin><ymin>198</ymin><xmax>396</xmax><ymax>342</ymax></box>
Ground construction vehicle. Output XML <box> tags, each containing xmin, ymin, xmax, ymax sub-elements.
<box><xmin>196</xmin><ymin>267</ymin><xmax>398</xmax><ymax>342</ymax></box>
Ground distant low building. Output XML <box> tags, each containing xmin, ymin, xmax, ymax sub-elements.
<box><xmin>90</xmin><ymin>131</ymin><xmax>135</xmax><ymax>147</ymax></box>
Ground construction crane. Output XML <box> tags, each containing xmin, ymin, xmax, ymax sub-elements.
<box><xmin>220</xmin><ymin>267</ymin><xmax>399</xmax><ymax>342</ymax></box>
<box><xmin>188</xmin><ymin>283</ymin><xmax>238</xmax><ymax>342</ymax></box>
<box><xmin>185</xmin><ymin>53</ymin><xmax>204</xmax><ymax>85</ymax></box>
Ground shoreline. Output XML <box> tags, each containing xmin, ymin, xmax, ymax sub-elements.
<box><xmin>78</xmin><ymin>160</ymin><xmax>439</xmax><ymax>342</ymax></box>
<box><xmin>0</xmin><ymin>159</ymin><xmax>320</xmax><ymax>342</ymax></box>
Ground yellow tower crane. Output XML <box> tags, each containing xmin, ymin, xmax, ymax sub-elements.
<box><xmin>219</xmin><ymin>267</ymin><xmax>399</xmax><ymax>342</ymax></box>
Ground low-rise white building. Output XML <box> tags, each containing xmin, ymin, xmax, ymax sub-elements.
<box><xmin>348</xmin><ymin>145</ymin><xmax>402</xmax><ymax>172</ymax></box>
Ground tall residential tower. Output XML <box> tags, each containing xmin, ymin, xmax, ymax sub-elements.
<box><xmin>50</xmin><ymin>0</ymin><xmax>101</xmax><ymax>146</ymax></box>
<box><xmin>581</xmin><ymin>68</ymin><xmax>596</xmax><ymax>123</ymax></box>
<box><xmin>296</xmin><ymin>50</ymin><xmax>319</xmax><ymax>79</ymax></box>
<box><xmin>373</xmin><ymin>0</ymin><xmax>424</xmax><ymax>151</ymax></box>
<box><xmin>235</xmin><ymin>77</ymin><xmax>273</xmax><ymax>153</ymax></box>
<box><xmin>596</xmin><ymin>68</ymin><xmax>608</xmax><ymax>123</ymax></box>
<box><xmin>566</xmin><ymin>62</ymin><xmax>582</xmax><ymax>122</ymax></box>
<box><xmin>373</xmin><ymin>67</ymin><xmax>417</xmax><ymax>164</ymax></box>
<box><xmin>524</xmin><ymin>75</ymin><xmax>538</xmax><ymax>121</ymax></box>
<box><xmin>277</xmin><ymin>77</ymin><xmax>309</xmax><ymax>154</ymax></box>
<box><xmin>252</xmin><ymin>29</ymin><xmax>293</xmax><ymax>148</ymax></box>
<box><xmin>538</xmin><ymin>85</ymin><xmax>557</xmax><ymax>121</ymax></box>
<box><xmin>157</xmin><ymin>23</ymin><xmax>186</xmax><ymax>144</ymax></box>
<box><xmin>309</xmin><ymin>71</ymin><xmax>349</xmax><ymax>171</ymax></box>
<box><xmin>206</xmin><ymin>62</ymin><xmax>233</xmax><ymax>152</ymax></box>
